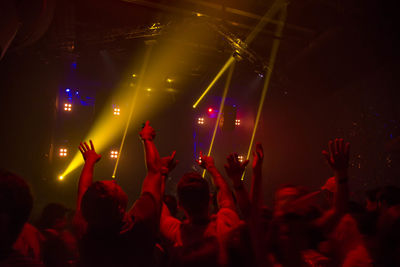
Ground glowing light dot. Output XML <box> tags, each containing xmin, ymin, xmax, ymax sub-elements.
<box><xmin>166</xmin><ymin>78</ymin><xmax>173</xmax><ymax>83</ymax></box>
<box><xmin>238</xmin><ymin>155</ymin><xmax>244</xmax><ymax>162</ymax></box>
<box><xmin>197</xmin><ymin>117</ymin><xmax>205</xmax><ymax>125</ymax></box>
<box><xmin>59</xmin><ymin>176</ymin><xmax>64</xmax><ymax>180</ymax></box>
<box><xmin>235</xmin><ymin>119</ymin><xmax>241</xmax><ymax>126</ymax></box>
<box><xmin>146</xmin><ymin>88</ymin><xmax>152</xmax><ymax>92</ymax></box>
<box><xmin>132</xmin><ymin>74</ymin><xmax>137</xmax><ymax>78</ymax></box>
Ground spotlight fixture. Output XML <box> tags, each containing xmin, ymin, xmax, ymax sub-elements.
<box><xmin>146</xmin><ymin>88</ymin><xmax>152</xmax><ymax>92</ymax></box>
<box><xmin>58</xmin><ymin>175</ymin><xmax>64</xmax><ymax>180</ymax></box>
<box><xmin>166</xmin><ymin>78</ymin><xmax>173</xmax><ymax>83</ymax></box>
<box><xmin>64</xmin><ymin>103</ymin><xmax>72</xmax><ymax>112</ymax></box>
<box><xmin>110</xmin><ymin>150</ymin><xmax>119</xmax><ymax>159</ymax></box>
<box><xmin>197</xmin><ymin>117</ymin><xmax>205</xmax><ymax>125</ymax></box>
<box><xmin>235</xmin><ymin>119</ymin><xmax>241</xmax><ymax>126</ymax></box>
<box><xmin>113</xmin><ymin>108</ymin><xmax>120</xmax><ymax>116</ymax></box>
<box><xmin>238</xmin><ymin>155</ymin><xmax>244</xmax><ymax>162</ymax></box>
<box><xmin>59</xmin><ymin>148</ymin><xmax>68</xmax><ymax>157</ymax></box>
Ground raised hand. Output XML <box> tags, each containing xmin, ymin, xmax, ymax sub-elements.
<box><xmin>196</xmin><ymin>151</ymin><xmax>215</xmax><ymax>170</ymax></box>
<box><xmin>252</xmin><ymin>143</ymin><xmax>264</xmax><ymax>172</ymax></box>
<box><xmin>78</xmin><ymin>140</ymin><xmax>101</xmax><ymax>163</ymax></box>
<box><xmin>160</xmin><ymin>151</ymin><xmax>179</xmax><ymax>175</ymax></box>
<box><xmin>224</xmin><ymin>153</ymin><xmax>249</xmax><ymax>183</ymax></box>
<box><xmin>140</xmin><ymin>121</ymin><xmax>156</xmax><ymax>141</ymax></box>
<box><xmin>322</xmin><ymin>138</ymin><xmax>350</xmax><ymax>177</ymax></box>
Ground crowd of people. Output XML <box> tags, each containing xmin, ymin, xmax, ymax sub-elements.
<box><xmin>1</xmin><ymin>121</ymin><xmax>400</xmax><ymax>266</ymax></box>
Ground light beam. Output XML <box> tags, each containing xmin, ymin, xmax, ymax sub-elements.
<box><xmin>242</xmin><ymin>4</ymin><xmax>288</xmax><ymax>180</ymax></box>
<box><xmin>192</xmin><ymin>0</ymin><xmax>286</xmax><ymax>108</ymax></box>
<box><xmin>112</xmin><ymin>44</ymin><xmax>154</xmax><ymax>179</ymax></box>
<box><xmin>202</xmin><ymin>62</ymin><xmax>236</xmax><ymax>177</ymax></box>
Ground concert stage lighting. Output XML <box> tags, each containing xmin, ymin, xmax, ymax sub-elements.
<box><xmin>64</xmin><ymin>103</ymin><xmax>72</xmax><ymax>111</ymax></box>
<box><xmin>59</xmin><ymin>148</ymin><xmax>68</xmax><ymax>157</ymax></box>
<box><xmin>208</xmin><ymin>108</ymin><xmax>213</xmax><ymax>113</ymax></box>
<box><xmin>166</xmin><ymin>78</ymin><xmax>173</xmax><ymax>83</ymax></box>
<box><xmin>235</xmin><ymin>119</ymin><xmax>241</xmax><ymax>126</ymax></box>
<box><xmin>238</xmin><ymin>155</ymin><xmax>244</xmax><ymax>162</ymax></box>
<box><xmin>58</xmin><ymin>176</ymin><xmax>64</xmax><ymax>181</ymax></box>
<box><xmin>110</xmin><ymin>150</ymin><xmax>119</xmax><ymax>159</ymax></box>
<box><xmin>197</xmin><ymin>117</ymin><xmax>205</xmax><ymax>125</ymax></box>
<box><xmin>113</xmin><ymin>108</ymin><xmax>120</xmax><ymax>116</ymax></box>
<box><xmin>146</xmin><ymin>88</ymin><xmax>152</xmax><ymax>92</ymax></box>
<box><xmin>132</xmin><ymin>74</ymin><xmax>137</xmax><ymax>78</ymax></box>
<box><xmin>65</xmin><ymin>88</ymin><xmax>70</xmax><ymax>92</ymax></box>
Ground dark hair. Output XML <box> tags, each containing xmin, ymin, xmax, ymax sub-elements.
<box><xmin>81</xmin><ymin>181</ymin><xmax>128</xmax><ymax>228</ymax></box>
<box><xmin>0</xmin><ymin>169</ymin><xmax>33</xmax><ymax>247</ymax></box>
<box><xmin>177</xmin><ymin>172</ymin><xmax>209</xmax><ymax>215</ymax></box>
<box><xmin>38</xmin><ymin>203</ymin><xmax>69</xmax><ymax>230</ymax></box>
<box><xmin>377</xmin><ymin>185</ymin><xmax>400</xmax><ymax>207</ymax></box>
<box><xmin>366</xmin><ymin>187</ymin><xmax>381</xmax><ymax>202</ymax></box>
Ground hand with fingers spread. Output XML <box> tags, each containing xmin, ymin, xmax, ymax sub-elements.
<box><xmin>224</xmin><ymin>153</ymin><xmax>249</xmax><ymax>185</ymax></box>
<box><xmin>140</xmin><ymin>121</ymin><xmax>156</xmax><ymax>141</ymax></box>
<box><xmin>160</xmin><ymin>151</ymin><xmax>179</xmax><ymax>175</ymax></box>
<box><xmin>252</xmin><ymin>143</ymin><xmax>264</xmax><ymax>172</ymax></box>
<box><xmin>78</xmin><ymin>140</ymin><xmax>101</xmax><ymax>163</ymax></box>
<box><xmin>322</xmin><ymin>138</ymin><xmax>350</xmax><ymax>178</ymax></box>
<box><xmin>196</xmin><ymin>151</ymin><xmax>215</xmax><ymax>170</ymax></box>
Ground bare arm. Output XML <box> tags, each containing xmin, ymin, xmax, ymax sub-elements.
<box><xmin>224</xmin><ymin>153</ymin><xmax>251</xmax><ymax>218</ymax></box>
<box><xmin>76</xmin><ymin>140</ymin><xmax>101</xmax><ymax>211</ymax></box>
<box><xmin>198</xmin><ymin>152</ymin><xmax>236</xmax><ymax>211</ymax></box>
<box><xmin>250</xmin><ymin>143</ymin><xmax>264</xmax><ymax>215</ymax></box>
<box><xmin>315</xmin><ymin>138</ymin><xmax>350</xmax><ymax>231</ymax></box>
<box><xmin>139</xmin><ymin>121</ymin><xmax>162</xmax><ymax>203</ymax></box>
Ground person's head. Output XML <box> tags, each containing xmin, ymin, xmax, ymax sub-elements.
<box><xmin>38</xmin><ymin>203</ymin><xmax>69</xmax><ymax>231</ymax></box>
<box><xmin>376</xmin><ymin>185</ymin><xmax>400</xmax><ymax>210</ymax></box>
<box><xmin>81</xmin><ymin>180</ymin><xmax>128</xmax><ymax>230</ymax></box>
<box><xmin>0</xmin><ymin>170</ymin><xmax>33</xmax><ymax>251</ymax></box>
<box><xmin>274</xmin><ymin>184</ymin><xmax>300</xmax><ymax>215</ymax></box>
<box><xmin>365</xmin><ymin>187</ymin><xmax>380</xmax><ymax>212</ymax></box>
<box><xmin>177</xmin><ymin>172</ymin><xmax>210</xmax><ymax>219</ymax></box>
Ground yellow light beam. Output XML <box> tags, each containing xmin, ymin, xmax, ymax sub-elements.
<box><xmin>192</xmin><ymin>0</ymin><xmax>286</xmax><ymax>108</ymax></box>
<box><xmin>202</xmin><ymin>62</ymin><xmax>236</xmax><ymax>177</ymax></box>
<box><xmin>242</xmin><ymin>4</ymin><xmax>288</xmax><ymax>180</ymax></box>
<box><xmin>112</xmin><ymin>44</ymin><xmax>154</xmax><ymax>179</ymax></box>
<box><xmin>193</xmin><ymin>57</ymin><xmax>235</xmax><ymax>108</ymax></box>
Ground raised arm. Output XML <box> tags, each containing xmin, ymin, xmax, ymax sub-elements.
<box><xmin>250</xmin><ymin>143</ymin><xmax>264</xmax><ymax>214</ymax></box>
<box><xmin>139</xmin><ymin>121</ymin><xmax>162</xmax><ymax>203</ymax></box>
<box><xmin>198</xmin><ymin>152</ymin><xmax>236</xmax><ymax>211</ymax></box>
<box><xmin>224</xmin><ymin>153</ymin><xmax>250</xmax><ymax>218</ymax></box>
<box><xmin>315</xmin><ymin>138</ymin><xmax>350</xmax><ymax>231</ymax></box>
<box><xmin>76</xmin><ymin>140</ymin><xmax>101</xmax><ymax>211</ymax></box>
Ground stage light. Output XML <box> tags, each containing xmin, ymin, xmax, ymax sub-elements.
<box><xmin>58</xmin><ymin>175</ymin><xmax>64</xmax><ymax>180</ymax></box>
<box><xmin>110</xmin><ymin>150</ymin><xmax>119</xmax><ymax>159</ymax></box>
<box><xmin>197</xmin><ymin>117</ymin><xmax>205</xmax><ymax>125</ymax></box>
<box><xmin>208</xmin><ymin>108</ymin><xmax>213</xmax><ymax>113</ymax></box>
<box><xmin>166</xmin><ymin>78</ymin><xmax>173</xmax><ymax>83</ymax></box>
<box><xmin>65</xmin><ymin>88</ymin><xmax>70</xmax><ymax>92</ymax></box>
<box><xmin>132</xmin><ymin>74</ymin><xmax>137</xmax><ymax>78</ymax></box>
<box><xmin>146</xmin><ymin>88</ymin><xmax>152</xmax><ymax>92</ymax></box>
<box><xmin>59</xmin><ymin>148</ymin><xmax>68</xmax><ymax>157</ymax></box>
<box><xmin>238</xmin><ymin>155</ymin><xmax>244</xmax><ymax>162</ymax></box>
<box><xmin>235</xmin><ymin>119</ymin><xmax>241</xmax><ymax>126</ymax></box>
<box><xmin>113</xmin><ymin>108</ymin><xmax>120</xmax><ymax>116</ymax></box>
<box><xmin>63</xmin><ymin>103</ymin><xmax>72</xmax><ymax>112</ymax></box>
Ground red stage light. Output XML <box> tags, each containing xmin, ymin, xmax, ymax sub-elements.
<box><xmin>208</xmin><ymin>108</ymin><xmax>213</xmax><ymax>113</ymax></box>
